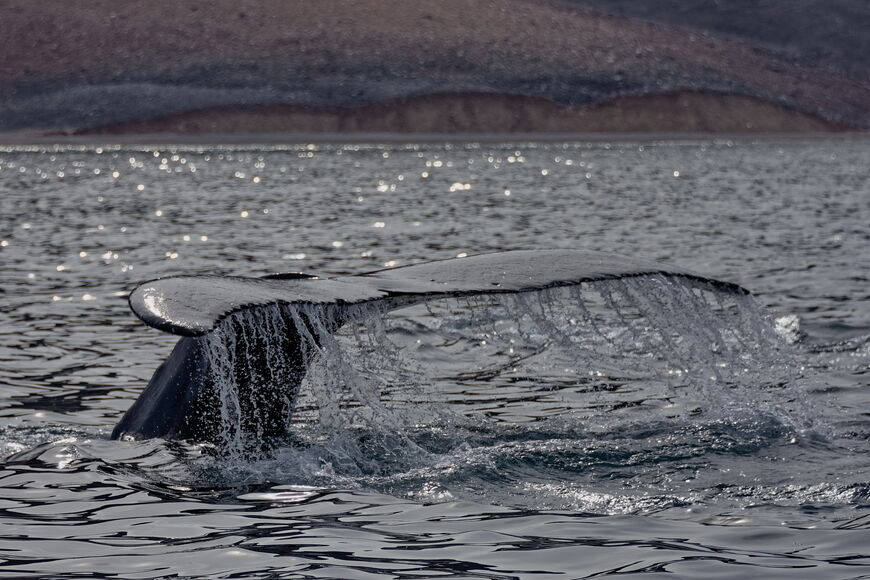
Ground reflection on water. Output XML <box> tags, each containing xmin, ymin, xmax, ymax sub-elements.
<box><xmin>0</xmin><ymin>139</ymin><xmax>868</xmax><ymax>578</ymax></box>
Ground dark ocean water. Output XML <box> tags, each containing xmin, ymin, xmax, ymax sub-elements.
<box><xmin>0</xmin><ymin>138</ymin><xmax>868</xmax><ymax>578</ymax></box>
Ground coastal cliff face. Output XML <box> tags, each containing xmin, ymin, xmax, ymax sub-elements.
<box><xmin>2</xmin><ymin>0</ymin><xmax>867</xmax><ymax>135</ymax></box>
<box><xmin>79</xmin><ymin>92</ymin><xmax>844</xmax><ymax>136</ymax></box>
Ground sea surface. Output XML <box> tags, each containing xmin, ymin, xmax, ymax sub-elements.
<box><xmin>0</xmin><ymin>137</ymin><xmax>868</xmax><ymax>578</ymax></box>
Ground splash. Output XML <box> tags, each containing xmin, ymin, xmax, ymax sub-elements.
<box><xmin>190</xmin><ymin>274</ymin><xmax>801</xmax><ymax>471</ymax></box>
<box><xmin>373</xmin><ymin>276</ymin><xmax>804</xmax><ymax>433</ymax></box>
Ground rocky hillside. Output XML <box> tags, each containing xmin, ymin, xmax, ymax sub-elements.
<box><xmin>2</xmin><ymin>0</ymin><xmax>867</xmax><ymax>135</ymax></box>
<box><xmin>79</xmin><ymin>92</ymin><xmax>845</xmax><ymax>136</ymax></box>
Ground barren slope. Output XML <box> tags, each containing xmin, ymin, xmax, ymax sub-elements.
<box><xmin>2</xmin><ymin>0</ymin><xmax>867</xmax><ymax>133</ymax></box>
<box><xmin>77</xmin><ymin>92</ymin><xmax>845</xmax><ymax>136</ymax></box>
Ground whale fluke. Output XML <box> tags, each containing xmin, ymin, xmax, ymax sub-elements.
<box><xmin>129</xmin><ymin>250</ymin><xmax>747</xmax><ymax>337</ymax></box>
<box><xmin>114</xmin><ymin>250</ymin><xmax>749</xmax><ymax>446</ymax></box>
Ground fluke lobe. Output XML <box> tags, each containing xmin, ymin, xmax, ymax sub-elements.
<box><xmin>112</xmin><ymin>250</ymin><xmax>748</xmax><ymax>444</ymax></box>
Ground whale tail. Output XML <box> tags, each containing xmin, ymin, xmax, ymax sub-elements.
<box><xmin>112</xmin><ymin>302</ymin><xmax>348</xmax><ymax>445</ymax></box>
<box><xmin>114</xmin><ymin>250</ymin><xmax>749</xmax><ymax>445</ymax></box>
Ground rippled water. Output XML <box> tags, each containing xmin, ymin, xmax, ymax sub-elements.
<box><xmin>1</xmin><ymin>138</ymin><xmax>869</xmax><ymax>578</ymax></box>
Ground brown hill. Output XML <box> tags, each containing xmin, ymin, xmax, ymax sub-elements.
<box><xmin>76</xmin><ymin>92</ymin><xmax>845</xmax><ymax>136</ymax></box>
<box><xmin>2</xmin><ymin>0</ymin><xmax>868</xmax><ymax>133</ymax></box>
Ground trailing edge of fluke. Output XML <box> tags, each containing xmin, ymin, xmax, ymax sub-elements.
<box><xmin>114</xmin><ymin>250</ymin><xmax>749</xmax><ymax>444</ymax></box>
<box><xmin>128</xmin><ymin>249</ymin><xmax>748</xmax><ymax>337</ymax></box>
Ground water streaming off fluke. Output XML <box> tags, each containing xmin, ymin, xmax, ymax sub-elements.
<box><xmin>173</xmin><ymin>274</ymin><xmax>800</xmax><ymax>466</ymax></box>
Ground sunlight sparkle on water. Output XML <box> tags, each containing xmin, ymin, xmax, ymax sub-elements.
<box><xmin>237</xmin><ymin>487</ymin><xmax>321</xmax><ymax>504</ymax></box>
<box><xmin>0</xmin><ymin>141</ymin><xmax>867</xmax><ymax>578</ymax></box>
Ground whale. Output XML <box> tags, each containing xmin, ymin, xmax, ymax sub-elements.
<box><xmin>112</xmin><ymin>250</ymin><xmax>749</xmax><ymax>445</ymax></box>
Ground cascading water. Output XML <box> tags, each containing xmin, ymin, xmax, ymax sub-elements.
<box><xmin>190</xmin><ymin>273</ymin><xmax>809</xmax><ymax>505</ymax></box>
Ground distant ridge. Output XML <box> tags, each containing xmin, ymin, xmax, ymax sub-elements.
<box><xmin>74</xmin><ymin>92</ymin><xmax>846</xmax><ymax>136</ymax></box>
<box><xmin>2</xmin><ymin>0</ymin><xmax>868</xmax><ymax>134</ymax></box>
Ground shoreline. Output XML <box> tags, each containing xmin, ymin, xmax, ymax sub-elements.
<box><xmin>1</xmin><ymin>131</ymin><xmax>867</xmax><ymax>148</ymax></box>
<box><xmin>2</xmin><ymin>91</ymin><xmax>858</xmax><ymax>147</ymax></box>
